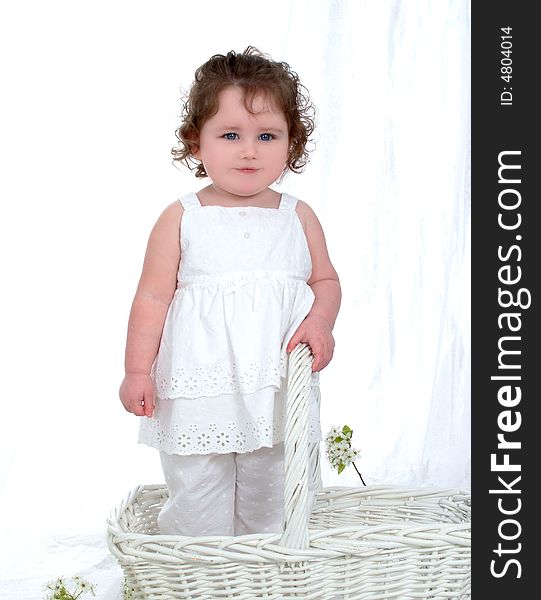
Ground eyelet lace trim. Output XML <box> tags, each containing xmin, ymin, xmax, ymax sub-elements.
<box><xmin>153</xmin><ymin>354</ymin><xmax>287</xmax><ymax>399</ymax></box>
<box><xmin>141</xmin><ymin>413</ymin><xmax>322</xmax><ymax>455</ymax></box>
<box><xmin>139</xmin><ymin>382</ymin><xmax>322</xmax><ymax>455</ymax></box>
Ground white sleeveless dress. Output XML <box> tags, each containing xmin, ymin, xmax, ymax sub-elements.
<box><xmin>139</xmin><ymin>191</ymin><xmax>322</xmax><ymax>455</ymax></box>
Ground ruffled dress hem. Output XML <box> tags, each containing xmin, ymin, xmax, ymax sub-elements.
<box><xmin>138</xmin><ymin>380</ymin><xmax>322</xmax><ymax>455</ymax></box>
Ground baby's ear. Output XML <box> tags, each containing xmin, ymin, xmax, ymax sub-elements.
<box><xmin>184</xmin><ymin>130</ymin><xmax>200</xmax><ymax>160</ymax></box>
<box><xmin>187</xmin><ymin>135</ymin><xmax>200</xmax><ymax>160</ymax></box>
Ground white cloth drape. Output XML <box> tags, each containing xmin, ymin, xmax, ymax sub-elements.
<box><xmin>277</xmin><ymin>0</ymin><xmax>470</xmax><ymax>490</ymax></box>
<box><xmin>0</xmin><ymin>1</ymin><xmax>470</xmax><ymax>597</ymax></box>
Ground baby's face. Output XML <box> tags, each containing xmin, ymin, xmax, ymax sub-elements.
<box><xmin>194</xmin><ymin>86</ymin><xmax>289</xmax><ymax>201</ymax></box>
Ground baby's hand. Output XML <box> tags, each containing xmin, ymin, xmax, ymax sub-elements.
<box><xmin>286</xmin><ymin>314</ymin><xmax>335</xmax><ymax>372</ymax></box>
<box><xmin>119</xmin><ymin>373</ymin><xmax>155</xmax><ymax>417</ymax></box>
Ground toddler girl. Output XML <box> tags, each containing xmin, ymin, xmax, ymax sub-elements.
<box><xmin>119</xmin><ymin>47</ymin><xmax>341</xmax><ymax>537</ymax></box>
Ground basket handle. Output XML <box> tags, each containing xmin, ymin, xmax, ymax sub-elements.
<box><xmin>279</xmin><ymin>343</ymin><xmax>314</xmax><ymax>549</ymax></box>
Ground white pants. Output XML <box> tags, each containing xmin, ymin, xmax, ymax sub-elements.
<box><xmin>158</xmin><ymin>442</ymin><xmax>320</xmax><ymax>536</ymax></box>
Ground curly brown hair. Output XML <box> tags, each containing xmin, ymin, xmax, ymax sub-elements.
<box><xmin>171</xmin><ymin>47</ymin><xmax>315</xmax><ymax>178</ymax></box>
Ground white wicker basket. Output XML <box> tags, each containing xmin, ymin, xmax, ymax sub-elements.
<box><xmin>107</xmin><ymin>345</ymin><xmax>471</xmax><ymax>599</ymax></box>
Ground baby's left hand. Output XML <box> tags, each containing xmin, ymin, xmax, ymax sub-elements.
<box><xmin>286</xmin><ymin>314</ymin><xmax>335</xmax><ymax>372</ymax></box>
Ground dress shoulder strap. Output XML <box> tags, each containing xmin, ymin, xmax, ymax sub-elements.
<box><xmin>179</xmin><ymin>192</ymin><xmax>201</xmax><ymax>210</ymax></box>
<box><xmin>278</xmin><ymin>193</ymin><xmax>298</xmax><ymax>211</ymax></box>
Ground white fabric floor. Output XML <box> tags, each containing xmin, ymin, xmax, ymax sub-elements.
<box><xmin>0</xmin><ymin>532</ymin><xmax>123</xmax><ymax>600</ymax></box>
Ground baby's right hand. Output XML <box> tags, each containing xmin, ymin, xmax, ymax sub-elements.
<box><xmin>119</xmin><ymin>373</ymin><xmax>155</xmax><ymax>417</ymax></box>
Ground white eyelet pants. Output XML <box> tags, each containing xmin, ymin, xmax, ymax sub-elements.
<box><xmin>158</xmin><ymin>442</ymin><xmax>320</xmax><ymax>536</ymax></box>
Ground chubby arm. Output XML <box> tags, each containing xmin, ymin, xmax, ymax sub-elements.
<box><xmin>286</xmin><ymin>200</ymin><xmax>341</xmax><ymax>372</ymax></box>
<box><xmin>119</xmin><ymin>201</ymin><xmax>183</xmax><ymax>416</ymax></box>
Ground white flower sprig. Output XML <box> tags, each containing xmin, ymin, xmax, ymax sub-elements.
<box><xmin>325</xmin><ymin>425</ymin><xmax>366</xmax><ymax>485</ymax></box>
<box><xmin>43</xmin><ymin>575</ymin><xmax>96</xmax><ymax>600</ymax></box>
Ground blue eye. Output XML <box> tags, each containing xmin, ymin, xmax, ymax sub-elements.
<box><xmin>259</xmin><ymin>133</ymin><xmax>274</xmax><ymax>141</ymax></box>
<box><xmin>223</xmin><ymin>132</ymin><xmax>238</xmax><ymax>140</ymax></box>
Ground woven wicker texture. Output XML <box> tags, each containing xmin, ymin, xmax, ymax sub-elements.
<box><xmin>108</xmin><ymin>345</ymin><xmax>471</xmax><ymax>599</ymax></box>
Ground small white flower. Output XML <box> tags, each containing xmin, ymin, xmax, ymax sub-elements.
<box><xmin>324</xmin><ymin>424</ymin><xmax>366</xmax><ymax>484</ymax></box>
<box><xmin>43</xmin><ymin>575</ymin><xmax>96</xmax><ymax>599</ymax></box>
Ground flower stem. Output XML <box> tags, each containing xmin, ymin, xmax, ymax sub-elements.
<box><xmin>352</xmin><ymin>461</ymin><xmax>366</xmax><ymax>486</ymax></box>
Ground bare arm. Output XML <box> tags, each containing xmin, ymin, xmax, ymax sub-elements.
<box><xmin>286</xmin><ymin>200</ymin><xmax>342</xmax><ymax>371</ymax></box>
<box><xmin>303</xmin><ymin>202</ymin><xmax>341</xmax><ymax>329</ymax></box>
<box><xmin>119</xmin><ymin>201</ymin><xmax>183</xmax><ymax>416</ymax></box>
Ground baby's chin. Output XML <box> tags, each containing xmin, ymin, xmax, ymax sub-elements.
<box><xmin>209</xmin><ymin>182</ymin><xmax>278</xmax><ymax>202</ymax></box>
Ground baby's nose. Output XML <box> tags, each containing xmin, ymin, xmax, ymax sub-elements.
<box><xmin>239</xmin><ymin>140</ymin><xmax>257</xmax><ymax>159</ymax></box>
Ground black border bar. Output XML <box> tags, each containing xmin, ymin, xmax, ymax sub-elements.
<box><xmin>472</xmin><ymin>2</ymin><xmax>540</xmax><ymax>595</ymax></box>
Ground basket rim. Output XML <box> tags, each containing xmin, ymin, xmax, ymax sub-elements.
<box><xmin>107</xmin><ymin>483</ymin><xmax>471</xmax><ymax>548</ymax></box>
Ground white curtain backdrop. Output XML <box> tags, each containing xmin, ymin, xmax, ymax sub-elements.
<box><xmin>0</xmin><ymin>1</ymin><xmax>470</xmax><ymax>597</ymax></box>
